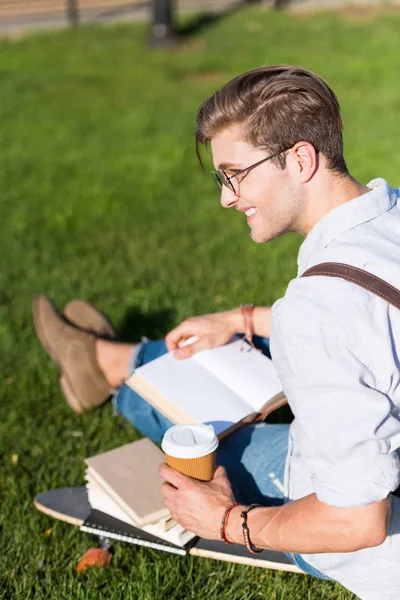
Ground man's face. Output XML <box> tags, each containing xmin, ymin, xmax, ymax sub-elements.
<box><xmin>210</xmin><ymin>124</ymin><xmax>304</xmax><ymax>243</ymax></box>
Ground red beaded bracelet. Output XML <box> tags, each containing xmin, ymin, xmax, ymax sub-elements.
<box><xmin>220</xmin><ymin>503</ymin><xmax>240</xmax><ymax>544</ymax></box>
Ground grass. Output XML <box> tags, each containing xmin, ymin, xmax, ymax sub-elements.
<box><xmin>1</xmin><ymin>5</ymin><xmax>400</xmax><ymax>598</ymax></box>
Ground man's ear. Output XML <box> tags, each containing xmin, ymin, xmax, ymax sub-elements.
<box><xmin>290</xmin><ymin>142</ymin><xmax>318</xmax><ymax>183</ymax></box>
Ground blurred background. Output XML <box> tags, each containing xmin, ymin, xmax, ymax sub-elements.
<box><xmin>1</xmin><ymin>1</ymin><xmax>399</xmax><ymax>598</ymax></box>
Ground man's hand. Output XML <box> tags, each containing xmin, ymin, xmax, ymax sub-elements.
<box><xmin>159</xmin><ymin>464</ymin><xmax>235</xmax><ymax>539</ymax></box>
<box><xmin>165</xmin><ymin>310</ymin><xmax>241</xmax><ymax>359</ymax></box>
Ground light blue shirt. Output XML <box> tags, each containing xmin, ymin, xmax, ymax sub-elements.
<box><xmin>270</xmin><ymin>179</ymin><xmax>400</xmax><ymax>599</ymax></box>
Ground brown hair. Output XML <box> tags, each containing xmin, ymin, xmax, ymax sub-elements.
<box><xmin>196</xmin><ymin>65</ymin><xmax>348</xmax><ymax>174</ymax></box>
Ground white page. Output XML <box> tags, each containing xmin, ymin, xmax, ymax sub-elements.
<box><xmin>136</xmin><ymin>353</ymin><xmax>253</xmax><ymax>435</ymax></box>
<box><xmin>86</xmin><ymin>474</ymin><xmax>195</xmax><ymax>547</ymax></box>
<box><xmin>142</xmin><ymin>522</ymin><xmax>196</xmax><ymax>547</ymax></box>
<box><xmin>193</xmin><ymin>339</ymin><xmax>282</xmax><ymax>412</ymax></box>
<box><xmin>86</xmin><ymin>475</ymin><xmax>137</xmax><ymax>527</ymax></box>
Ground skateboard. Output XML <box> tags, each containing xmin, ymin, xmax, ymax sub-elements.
<box><xmin>34</xmin><ymin>486</ymin><xmax>304</xmax><ymax>574</ymax></box>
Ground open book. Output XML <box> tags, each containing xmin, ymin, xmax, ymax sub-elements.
<box><xmin>126</xmin><ymin>338</ymin><xmax>286</xmax><ymax>436</ymax></box>
<box><xmin>84</xmin><ymin>438</ymin><xmax>196</xmax><ymax>547</ymax></box>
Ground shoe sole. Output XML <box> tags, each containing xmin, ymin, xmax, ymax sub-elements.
<box><xmin>60</xmin><ymin>375</ymin><xmax>86</xmax><ymax>414</ymax></box>
<box><xmin>33</xmin><ymin>297</ymin><xmax>66</xmax><ymax>370</ymax></box>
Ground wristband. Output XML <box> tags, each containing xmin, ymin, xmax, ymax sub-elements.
<box><xmin>240</xmin><ymin>304</ymin><xmax>260</xmax><ymax>352</ymax></box>
<box><xmin>220</xmin><ymin>502</ymin><xmax>240</xmax><ymax>544</ymax></box>
<box><xmin>240</xmin><ymin>504</ymin><xmax>263</xmax><ymax>554</ymax></box>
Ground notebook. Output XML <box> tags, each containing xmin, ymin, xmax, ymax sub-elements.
<box><xmin>126</xmin><ymin>338</ymin><xmax>285</xmax><ymax>436</ymax></box>
<box><xmin>80</xmin><ymin>509</ymin><xmax>295</xmax><ymax>567</ymax></box>
<box><xmin>80</xmin><ymin>509</ymin><xmax>193</xmax><ymax>556</ymax></box>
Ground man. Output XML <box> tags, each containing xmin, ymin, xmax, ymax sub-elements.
<box><xmin>34</xmin><ymin>65</ymin><xmax>400</xmax><ymax>598</ymax></box>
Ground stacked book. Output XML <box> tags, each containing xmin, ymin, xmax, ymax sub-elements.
<box><xmin>83</xmin><ymin>438</ymin><xmax>196</xmax><ymax>555</ymax></box>
<box><xmin>81</xmin><ymin>339</ymin><xmax>286</xmax><ymax>555</ymax></box>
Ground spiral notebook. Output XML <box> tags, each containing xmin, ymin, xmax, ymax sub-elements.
<box><xmin>80</xmin><ymin>508</ymin><xmax>296</xmax><ymax>568</ymax></box>
<box><xmin>80</xmin><ymin>509</ymin><xmax>196</xmax><ymax>556</ymax></box>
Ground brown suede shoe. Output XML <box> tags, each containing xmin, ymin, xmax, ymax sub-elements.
<box><xmin>33</xmin><ymin>296</ymin><xmax>113</xmax><ymax>414</ymax></box>
<box><xmin>64</xmin><ymin>299</ymin><xmax>116</xmax><ymax>339</ymax></box>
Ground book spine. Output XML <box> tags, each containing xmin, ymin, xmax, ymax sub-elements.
<box><xmin>80</xmin><ymin>525</ymin><xmax>187</xmax><ymax>556</ymax></box>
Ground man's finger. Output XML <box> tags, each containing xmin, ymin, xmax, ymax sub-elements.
<box><xmin>173</xmin><ymin>336</ymin><xmax>211</xmax><ymax>360</ymax></box>
<box><xmin>160</xmin><ymin>481</ymin><xmax>177</xmax><ymax>500</ymax></box>
<box><xmin>165</xmin><ymin>322</ymin><xmax>192</xmax><ymax>351</ymax></box>
<box><xmin>163</xmin><ymin>498</ymin><xmax>175</xmax><ymax>517</ymax></box>
<box><xmin>214</xmin><ymin>465</ymin><xmax>228</xmax><ymax>479</ymax></box>
<box><xmin>159</xmin><ymin>463</ymin><xmax>192</xmax><ymax>489</ymax></box>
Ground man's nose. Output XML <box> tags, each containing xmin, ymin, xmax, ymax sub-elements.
<box><xmin>220</xmin><ymin>185</ymin><xmax>239</xmax><ymax>208</ymax></box>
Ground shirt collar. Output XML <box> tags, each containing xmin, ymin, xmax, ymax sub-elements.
<box><xmin>297</xmin><ymin>178</ymin><xmax>398</xmax><ymax>274</ymax></box>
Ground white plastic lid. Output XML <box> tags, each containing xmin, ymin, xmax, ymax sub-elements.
<box><xmin>161</xmin><ymin>424</ymin><xmax>219</xmax><ymax>459</ymax></box>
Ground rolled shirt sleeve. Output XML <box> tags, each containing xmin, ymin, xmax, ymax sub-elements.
<box><xmin>271</xmin><ymin>304</ymin><xmax>400</xmax><ymax>508</ymax></box>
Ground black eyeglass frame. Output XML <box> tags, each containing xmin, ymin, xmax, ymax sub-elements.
<box><xmin>211</xmin><ymin>147</ymin><xmax>292</xmax><ymax>195</ymax></box>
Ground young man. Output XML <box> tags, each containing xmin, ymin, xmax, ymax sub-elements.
<box><xmin>34</xmin><ymin>66</ymin><xmax>400</xmax><ymax>598</ymax></box>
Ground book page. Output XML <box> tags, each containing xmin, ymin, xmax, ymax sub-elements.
<box><xmin>142</xmin><ymin>522</ymin><xmax>196</xmax><ymax>547</ymax></box>
<box><xmin>193</xmin><ymin>339</ymin><xmax>282</xmax><ymax>412</ymax></box>
<box><xmin>133</xmin><ymin>353</ymin><xmax>254</xmax><ymax>435</ymax></box>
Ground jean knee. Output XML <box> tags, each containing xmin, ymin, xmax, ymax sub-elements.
<box><xmin>113</xmin><ymin>383</ymin><xmax>173</xmax><ymax>443</ymax></box>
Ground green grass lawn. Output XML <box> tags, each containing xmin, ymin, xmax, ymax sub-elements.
<box><xmin>1</xmin><ymin>5</ymin><xmax>400</xmax><ymax>598</ymax></box>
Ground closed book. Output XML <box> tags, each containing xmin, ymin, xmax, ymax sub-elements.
<box><xmin>84</xmin><ymin>438</ymin><xmax>197</xmax><ymax>547</ymax></box>
<box><xmin>84</xmin><ymin>438</ymin><xmax>169</xmax><ymax>527</ymax></box>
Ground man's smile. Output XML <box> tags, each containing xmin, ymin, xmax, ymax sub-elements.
<box><xmin>245</xmin><ymin>208</ymin><xmax>257</xmax><ymax>218</ymax></box>
<box><xmin>237</xmin><ymin>206</ymin><xmax>258</xmax><ymax>222</ymax></box>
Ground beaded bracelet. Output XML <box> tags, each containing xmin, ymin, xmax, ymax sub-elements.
<box><xmin>220</xmin><ymin>502</ymin><xmax>240</xmax><ymax>544</ymax></box>
<box><xmin>240</xmin><ymin>504</ymin><xmax>264</xmax><ymax>554</ymax></box>
<box><xmin>241</xmin><ymin>304</ymin><xmax>254</xmax><ymax>344</ymax></box>
<box><xmin>240</xmin><ymin>305</ymin><xmax>261</xmax><ymax>352</ymax></box>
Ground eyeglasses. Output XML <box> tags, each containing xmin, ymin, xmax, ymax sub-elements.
<box><xmin>211</xmin><ymin>148</ymin><xmax>291</xmax><ymax>196</ymax></box>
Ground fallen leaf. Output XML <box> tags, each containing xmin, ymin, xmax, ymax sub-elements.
<box><xmin>43</xmin><ymin>528</ymin><xmax>52</xmax><ymax>537</ymax></box>
<box><xmin>11</xmin><ymin>454</ymin><xmax>18</xmax><ymax>465</ymax></box>
<box><xmin>76</xmin><ymin>548</ymin><xmax>112</xmax><ymax>573</ymax></box>
<box><xmin>6</xmin><ymin>376</ymin><xmax>15</xmax><ymax>384</ymax></box>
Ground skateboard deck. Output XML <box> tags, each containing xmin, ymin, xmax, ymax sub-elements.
<box><xmin>34</xmin><ymin>487</ymin><xmax>303</xmax><ymax>574</ymax></box>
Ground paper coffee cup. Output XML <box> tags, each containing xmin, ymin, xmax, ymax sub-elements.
<box><xmin>161</xmin><ymin>424</ymin><xmax>219</xmax><ymax>481</ymax></box>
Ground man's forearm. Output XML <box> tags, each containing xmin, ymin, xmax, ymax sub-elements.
<box><xmin>226</xmin><ymin>494</ymin><xmax>389</xmax><ymax>554</ymax></box>
<box><xmin>229</xmin><ymin>306</ymin><xmax>272</xmax><ymax>339</ymax></box>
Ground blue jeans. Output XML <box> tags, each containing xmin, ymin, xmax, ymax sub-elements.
<box><xmin>114</xmin><ymin>338</ymin><xmax>331</xmax><ymax>581</ymax></box>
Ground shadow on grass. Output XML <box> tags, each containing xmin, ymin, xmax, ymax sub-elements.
<box><xmin>118</xmin><ymin>306</ymin><xmax>175</xmax><ymax>343</ymax></box>
<box><xmin>93</xmin><ymin>0</ymin><xmax>267</xmax><ymax>41</ymax></box>
<box><xmin>177</xmin><ymin>0</ymin><xmax>263</xmax><ymax>39</ymax></box>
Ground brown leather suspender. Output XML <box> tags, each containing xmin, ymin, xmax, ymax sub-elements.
<box><xmin>221</xmin><ymin>262</ymin><xmax>400</xmax><ymax>439</ymax></box>
<box><xmin>252</xmin><ymin>262</ymin><xmax>400</xmax><ymax>429</ymax></box>
<box><xmin>301</xmin><ymin>262</ymin><xmax>400</xmax><ymax>311</ymax></box>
